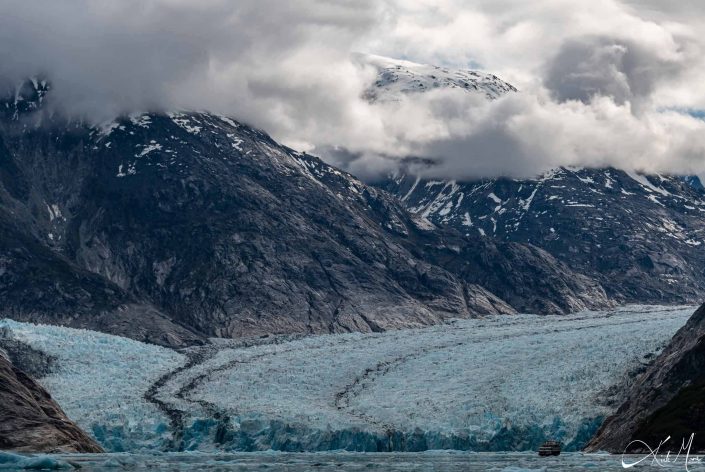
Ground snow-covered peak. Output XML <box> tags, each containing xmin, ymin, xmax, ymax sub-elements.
<box><xmin>356</xmin><ymin>53</ymin><xmax>517</xmax><ymax>103</ymax></box>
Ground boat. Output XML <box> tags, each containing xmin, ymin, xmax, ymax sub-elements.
<box><xmin>538</xmin><ymin>440</ymin><xmax>561</xmax><ymax>456</ymax></box>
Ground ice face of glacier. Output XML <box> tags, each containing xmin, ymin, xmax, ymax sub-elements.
<box><xmin>0</xmin><ymin>305</ymin><xmax>694</xmax><ymax>453</ymax></box>
<box><xmin>179</xmin><ymin>306</ymin><xmax>692</xmax><ymax>452</ymax></box>
<box><xmin>0</xmin><ymin>319</ymin><xmax>185</xmax><ymax>452</ymax></box>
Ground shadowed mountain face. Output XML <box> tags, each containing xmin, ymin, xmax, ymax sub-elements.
<box><xmin>359</xmin><ymin>56</ymin><xmax>705</xmax><ymax>307</ymax></box>
<box><xmin>382</xmin><ymin>167</ymin><xmax>705</xmax><ymax>306</ymax></box>
<box><xmin>587</xmin><ymin>304</ymin><xmax>705</xmax><ymax>453</ymax></box>
<box><xmin>0</xmin><ymin>349</ymin><xmax>102</xmax><ymax>453</ymax></box>
<box><xmin>0</xmin><ymin>81</ymin><xmax>611</xmax><ymax>345</ymax></box>
<box><xmin>0</xmin><ymin>206</ymin><xmax>205</xmax><ymax>347</ymax></box>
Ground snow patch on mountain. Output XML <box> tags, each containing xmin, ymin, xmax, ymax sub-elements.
<box><xmin>135</xmin><ymin>142</ymin><xmax>163</xmax><ymax>158</ymax></box>
<box><xmin>168</xmin><ymin>112</ymin><xmax>202</xmax><ymax>135</ymax></box>
<box><xmin>625</xmin><ymin>170</ymin><xmax>671</xmax><ymax>196</ymax></box>
<box><xmin>129</xmin><ymin>113</ymin><xmax>152</xmax><ymax>129</ymax></box>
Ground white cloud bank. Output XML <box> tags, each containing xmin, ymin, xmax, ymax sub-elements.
<box><xmin>1</xmin><ymin>0</ymin><xmax>705</xmax><ymax>179</ymax></box>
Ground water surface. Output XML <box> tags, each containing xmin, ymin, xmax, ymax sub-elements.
<box><xmin>4</xmin><ymin>451</ymin><xmax>701</xmax><ymax>471</ymax></box>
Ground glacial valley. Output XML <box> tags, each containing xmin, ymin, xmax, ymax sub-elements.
<box><xmin>0</xmin><ymin>305</ymin><xmax>694</xmax><ymax>454</ymax></box>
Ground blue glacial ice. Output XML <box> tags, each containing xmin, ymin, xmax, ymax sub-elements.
<box><xmin>0</xmin><ymin>305</ymin><xmax>695</xmax><ymax>453</ymax></box>
<box><xmin>0</xmin><ymin>451</ymin><xmax>74</xmax><ymax>469</ymax></box>
<box><xmin>0</xmin><ymin>319</ymin><xmax>185</xmax><ymax>452</ymax></box>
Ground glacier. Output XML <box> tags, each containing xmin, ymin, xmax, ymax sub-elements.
<box><xmin>0</xmin><ymin>319</ymin><xmax>185</xmax><ymax>452</ymax></box>
<box><xmin>0</xmin><ymin>305</ymin><xmax>694</xmax><ymax>453</ymax></box>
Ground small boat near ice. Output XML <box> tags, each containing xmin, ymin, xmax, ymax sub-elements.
<box><xmin>538</xmin><ymin>440</ymin><xmax>561</xmax><ymax>456</ymax></box>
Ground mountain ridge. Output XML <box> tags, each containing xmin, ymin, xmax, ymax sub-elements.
<box><xmin>0</xmin><ymin>79</ymin><xmax>611</xmax><ymax>346</ymax></box>
<box><xmin>381</xmin><ymin>165</ymin><xmax>705</xmax><ymax>305</ymax></box>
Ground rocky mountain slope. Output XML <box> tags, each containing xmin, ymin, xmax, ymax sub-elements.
<box><xmin>0</xmin><ymin>80</ymin><xmax>611</xmax><ymax>345</ymax></box>
<box><xmin>0</xmin><ymin>208</ymin><xmax>204</xmax><ymax>347</ymax></box>
<box><xmin>0</xmin><ymin>346</ymin><xmax>102</xmax><ymax>453</ymax></box>
<box><xmin>359</xmin><ymin>57</ymin><xmax>705</xmax><ymax>307</ymax></box>
<box><xmin>587</xmin><ymin>303</ymin><xmax>705</xmax><ymax>453</ymax></box>
<box><xmin>382</xmin><ymin>167</ymin><xmax>705</xmax><ymax>305</ymax></box>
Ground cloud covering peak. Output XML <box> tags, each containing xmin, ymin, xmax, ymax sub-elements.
<box><xmin>1</xmin><ymin>0</ymin><xmax>705</xmax><ymax>180</ymax></box>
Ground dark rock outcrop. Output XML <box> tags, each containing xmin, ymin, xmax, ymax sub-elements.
<box><xmin>0</xmin><ymin>328</ymin><xmax>56</xmax><ymax>379</ymax></box>
<box><xmin>586</xmin><ymin>303</ymin><xmax>705</xmax><ymax>452</ymax></box>
<box><xmin>0</xmin><ymin>350</ymin><xmax>102</xmax><ymax>453</ymax></box>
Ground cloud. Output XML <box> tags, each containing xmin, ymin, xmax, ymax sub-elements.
<box><xmin>543</xmin><ymin>36</ymin><xmax>684</xmax><ymax>109</ymax></box>
<box><xmin>336</xmin><ymin>0</ymin><xmax>705</xmax><ymax>179</ymax></box>
<box><xmin>1</xmin><ymin>0</ymin><xmax>705</xmax><ymax>180</ymax></box>
<box><xmin>0</xmin><ymin>0</ymin><xmax>379</xmax><ymax>124</ymax></box>
<box><xmin>410</xmin><ymin>93</ymin><xmax>705</xmax><ymax>179</ymax></box>
<box><xmin>330</xmin><ymin>86</ymin><xmax>705</xmax><ymax>181</ymax></box>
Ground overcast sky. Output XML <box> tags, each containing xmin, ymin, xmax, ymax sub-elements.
<box><xmin>1</xmin><ymin>0</ymin><xmax>704</xmax><ymax>180</ymax></box>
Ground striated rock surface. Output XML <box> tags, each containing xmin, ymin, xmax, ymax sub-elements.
<box><xmin>0</xmin><ymin>349</ymin><xmax>102</xmax><ymax>453</ymax></box>
<box><xmin>0</xmin><ymin>209</ymin><xmax>205</xmax><ymax>347</ymax></box>
<box><xmin>586</xmin><ymin>303</ymin><xmax>705</xmax><ymax>452</ymax></box>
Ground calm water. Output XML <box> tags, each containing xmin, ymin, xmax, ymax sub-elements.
<box><xmin>4</xmin><ymin>451</ymin><xmax>703</xmax><ymax>471</ymax></box>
